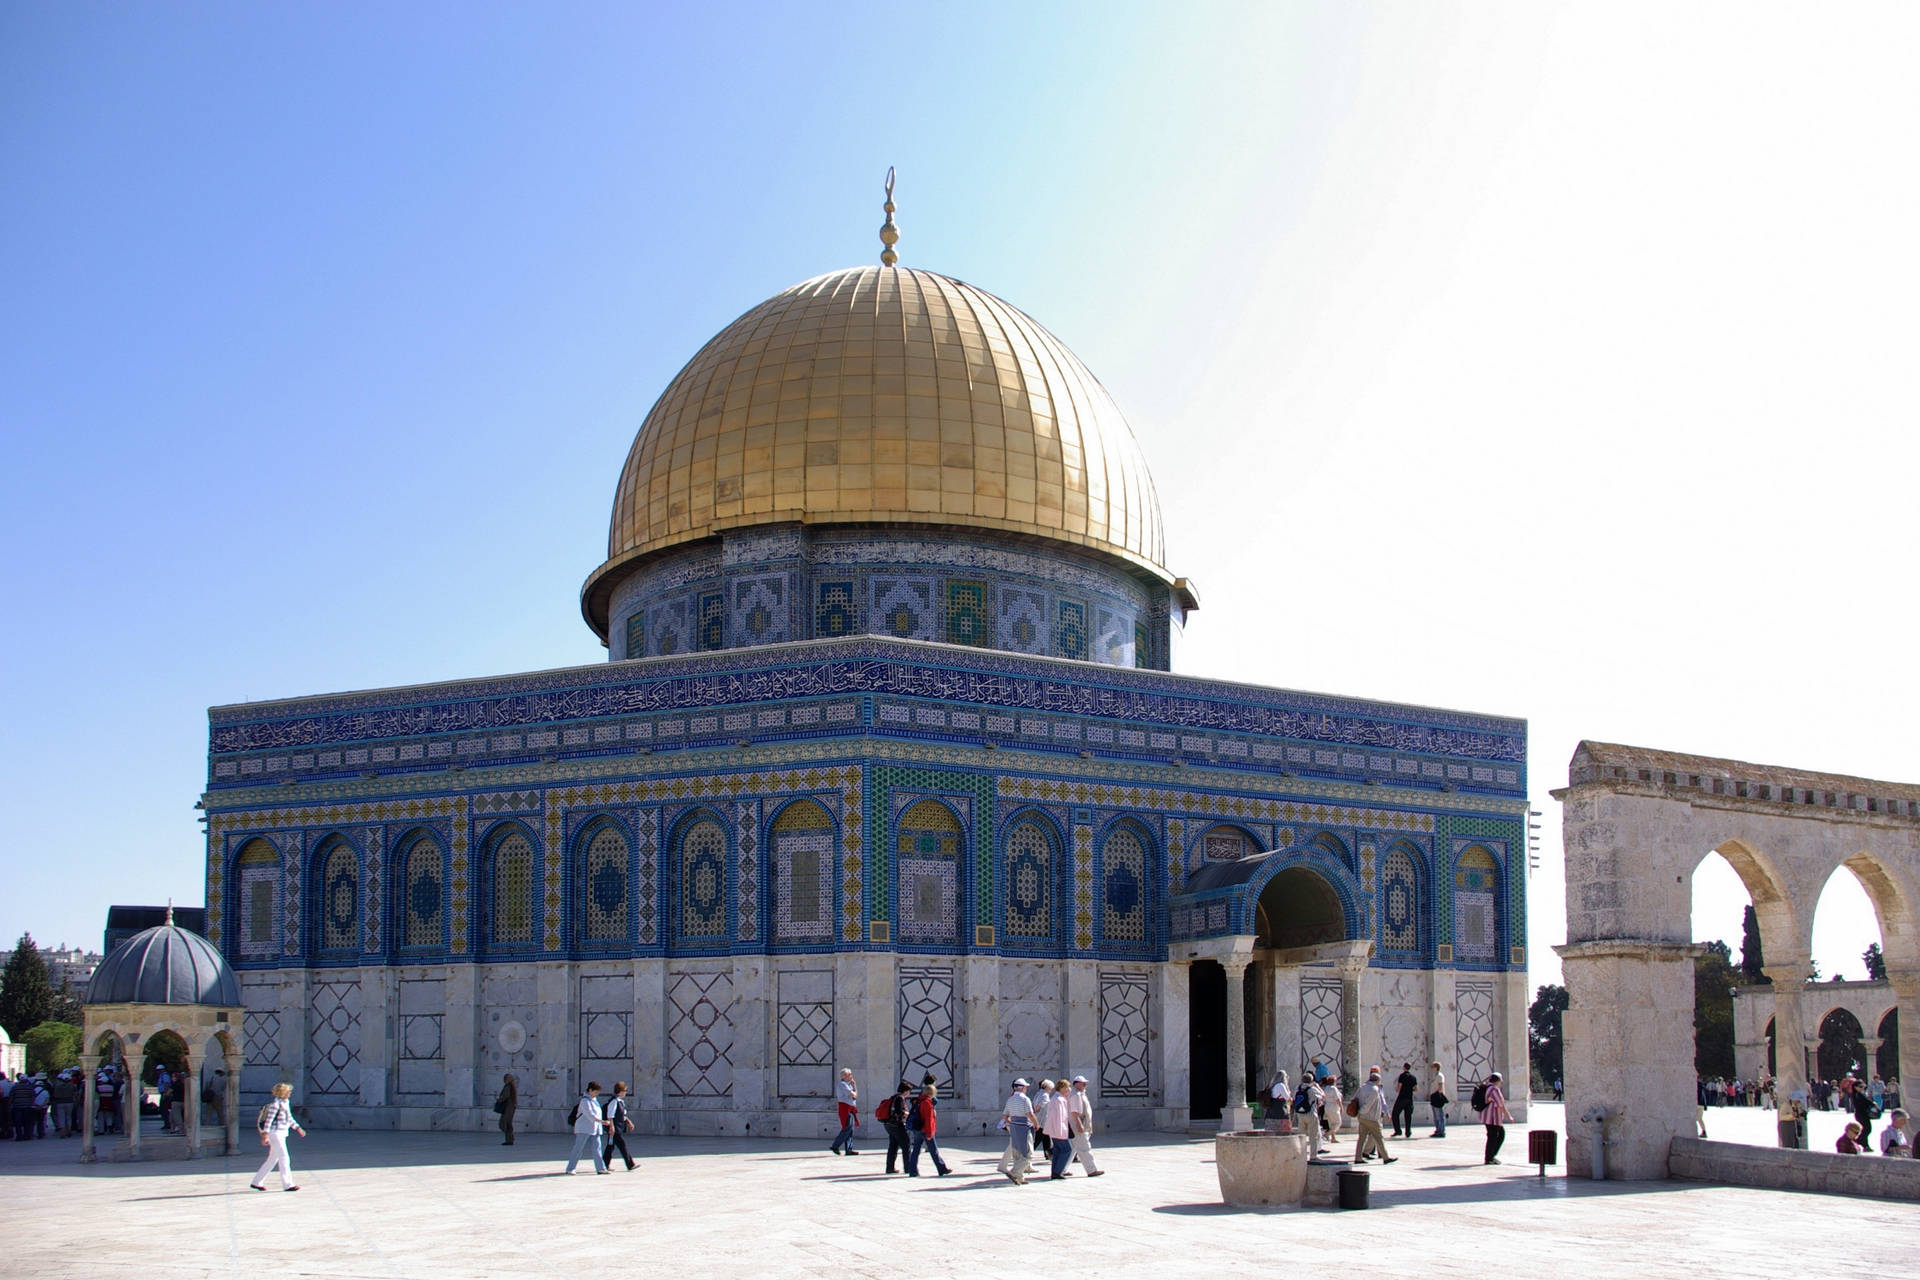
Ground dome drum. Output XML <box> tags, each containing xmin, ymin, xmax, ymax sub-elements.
<box><xmin>605</xmin><ymin>522</ymin><xmax>1173</xmax><ymax>667</ymax></box>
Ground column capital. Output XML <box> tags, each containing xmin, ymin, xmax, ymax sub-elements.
<box><xmin>1221</xmin><ymin>956</ymin><xmax>1253</xmax><ymax>978</ymax></box>
<box><xmin>1333</xmin><ymin>956</ymin><xmax>1368</xmax><ymax>980</ymax></box>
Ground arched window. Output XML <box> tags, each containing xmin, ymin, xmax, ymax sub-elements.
<box><xmin>1004</xmin><ymin>818</ymin><xmax>1056</xmax><ymax>943</ymax></box>
<box><xmin>490</xmin><ymin>830</ymin><xmax>536</xmax><ymax>947</ymax></box>
<box><xmin>581</xmin><ymin>824</ymin><xmax>630</xmax><ymax>943</ymax></box>
<box><xmin>1101</xmin><ymin>824</ymin><xmax>1149</xmax><ymax>945</ymax></box>
<box><xmin>401</xmin><ymin>836</ymin><xmax>444</xmax><ymax>949</ymax></box>
<box><xmin>1453</xmin><ymin>845</ymin><xmax>1500</xmax><ymax>962</ymax></box>
<box><xmin>678</xmin><ymin>817</ymin><xmax>728</xmax><ymax>940</ymax></box>
<box><xmin>1381</xmin><ymin>844</ymin><xmax>1420</xmax><ymax>954</ymax></box>
<box><xmin>896</xmin><ymin>799</ymin><xmax>963</xmax><ymax>947</ymax></box>
<box><xmin>772</xmin><ymin>799</ymin><xmax>834</xmax><ymax>944</ymax></box>
<box><xmin>318</xmin><ymin>840</ymin><xmax>359</xmax><ymax>953</ymax></box>
<box><xmin>236</xmin><ymin>838</ymin><xmax>280</xmax><ymax>960</ymax></box>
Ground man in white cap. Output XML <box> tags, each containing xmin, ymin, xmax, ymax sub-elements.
<box><xmin>1351</xmin><ymin>1066</ymin><xmax>1397</xmax><ymax>1164</ymax></box>
<box><xmin>1067</xmin><ymin>1076</ymin><xmax>1104</xmax><ymax>1177</ymax></box>
<box><xmin>997</xmin><ymin>1078</ymin><xmax>1035</xmax><ymax>1184</ymax></box>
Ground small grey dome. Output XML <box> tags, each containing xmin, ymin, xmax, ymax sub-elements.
<box><xmin>86</xmin><ymin>921</ymin><xmax>239</xmax><ymax>1006</ymax></box>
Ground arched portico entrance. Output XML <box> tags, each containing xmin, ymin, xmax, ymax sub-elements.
<box><xmin>1174</xmin><ymin>854</ymin><xmax>1365</xmax><ymax>1129</ymax></box>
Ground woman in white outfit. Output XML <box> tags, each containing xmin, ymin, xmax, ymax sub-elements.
<box><xmin>251</xmin><ymin>1082</ymin><xmax>306</xmax><ymax>1191</ymax></box>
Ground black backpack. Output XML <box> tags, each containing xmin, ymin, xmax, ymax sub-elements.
<box><xmin>905</xmin><ymin>1098</ymin><xmax>924</xmax><ymax>1131</ymax></box>
<box><xmin>1292</xmin><ymin>1083</ymin><xmax>1315</xmax><ymax>1114</ymax></box>
<box><xmin>1470</xmin><ymin>1080</ymin><xmax>1490</xmax><ymax>1112</ymax></box>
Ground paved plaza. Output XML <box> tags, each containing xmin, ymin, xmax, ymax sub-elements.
<box><xmin>3</xmin><ymin>1102</ymin><xmax>1909</xmax><ymax>1279</ymax></box>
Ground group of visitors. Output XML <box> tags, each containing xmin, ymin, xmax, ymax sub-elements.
<box><xmin>1809</xmin><ymin>1074</ymin><xmax>1900</xmax><ymax>1113</ymax></box>
<box><xmin>995</xmin><ymin>1075</ymin><xmax>1102</xmax><ymax>1184</ymax></box>
<box><xmin>2</xmin><ymin>1067</ymin><xmax>122</xmax><ymax>1140</ymax></box>
<box><xmin>557</xmin><ymin>1080</ymin><xmax>637</xmax><ymax>1174</ymax></box>
<box><xmin>1696</xmin><ymin>1075</ymin><xmax>1774</xmax><ymax>1109</ymax></box>
<box><xmin>1271</xmin><ymin>1061</ymin><xmax>1510</xmax><ymax>1166</ymax></box>
<box><xmin>1837</xmin><ymin>1105</ymin><xmax>1912</xmax><ymax>1158</ymax></box>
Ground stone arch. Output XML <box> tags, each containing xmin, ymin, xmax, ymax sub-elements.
<box><xmin>1691</xmin><ymin>838</ymin><xmax>1801</xmax><ymax>966</ymax></box>
<box><xmin>1822</xmin><ymin>848</ymin><xmax>1920</xmax><ymax>975</ymax></box>
<box><xmin>1251</xmin><ymin>863</ymin><xmax>1353</xmax><ymax>949</ymax></box>
<box><xmin>767</xmin><ymin>797</ymin><xmax>836</xmax><ymax>946</ymax></box>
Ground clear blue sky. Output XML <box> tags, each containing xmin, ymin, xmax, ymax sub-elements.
<box><xmin>4</xmin><ymin>3</ymin><xmax>1915</xmax><ymax>981</ymax></box>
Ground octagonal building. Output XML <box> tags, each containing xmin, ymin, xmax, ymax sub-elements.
<box><xmin>204</xmin><ymin>244</ymin><xmax>1529</xmax><ymax>1135</ymax></box>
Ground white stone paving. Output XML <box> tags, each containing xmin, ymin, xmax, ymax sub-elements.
<box><xmin>1</xmin><ymin>1103</ymin><xmax>1911</xmax><ymax>1279</ymax></box>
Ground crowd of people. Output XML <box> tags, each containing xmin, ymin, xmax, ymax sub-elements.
<box><xmin>1267</xmin><ymin>1061</ymin><xmax>1513</xmax><ymax>1166</ymax></box>
<box><xmin>3</xmin><ymin>1066</ymin><xmax>124</xmax><ymax>1140</ymax></box>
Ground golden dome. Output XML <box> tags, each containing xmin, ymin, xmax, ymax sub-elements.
<box><xmin>583</xmin><ymin>266</ymin><xmax>1169</xmax><ymax>638</ymax></box>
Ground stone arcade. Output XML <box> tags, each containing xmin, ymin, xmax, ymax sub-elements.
<box><xmin>1556</xmin><ymin>741</ymin><xmax>1920</xmax><ymax>1180</ymax></box>
<box><xmin>204</xmin><ymin>236</ymin><xmax>1530</xmax><ymax>1137</ymax></box>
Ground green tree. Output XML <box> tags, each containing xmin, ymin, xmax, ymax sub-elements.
<box><xmin>49</xmin><ymin>982</ymin><xmax>85</xmax><ymax>1028</ymax></box>
<box><xmin>1739</xmin><ymin>905</ymin><xmax>1769</xmax><ymax>984</ymax></box>
<box><xmin>1863</xmin><ymin>942</ymin><xmax>1887</xmax><ymax>981</ymax></box>
<box><xmin>1694</xmin><ymin>939</ymin><xmax>1737</xmax><ymax>1077</ymax></box>
<box><xmin>0</xmin><ymin>933</ymin><xmax>53</xmax><ymax>1038</ymax></box>
<box><xmin>21</xmin><ymin>1020</ymin><xmax>81</xmax><ymax>1074</ymax></box>
<box><xmin>1529</xmin><ymin>984</ymin><xmax>1568</xmax><ymax>1084</ymax></box>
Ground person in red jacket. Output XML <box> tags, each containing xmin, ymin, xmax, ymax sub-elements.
<box><xmin>905</xmin><ymin>1082</ymin><xmax>951</xmax><ymax>1177</ymax></box>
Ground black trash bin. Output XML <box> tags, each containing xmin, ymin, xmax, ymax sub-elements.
<box><xmin>1336</xmin><ymin>1166</ymin><xmax>1370</xmax><ymax>1210</ymax></box>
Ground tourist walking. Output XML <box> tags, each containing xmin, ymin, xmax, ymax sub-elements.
<box><xmin>1352</xmin><ymin>1067</ymin><xmax>1397</xmax><ymax>1164</ymax></box>
<box><xmin>250</xmin><ymin>1082</ymin><xmax>306</xmax><ymax>1191</ymax></box>
<box><xmin>879</xmin><ymin>1080</ymin><xmax>915</xmax><ymax>1173</ymax></box>
<box><xmin>1427</xmin><ymin>1061</ymin><xmax>1449</xmax><ymax>1137</ymax></box>
<box><xmin>565</xmin><ymin>1082</ymin><xmax>609</xmax><ymax>1174</ymax></box>
<box><xmin>495</xmin><ymin>1073</ymin><xmax>518</xmax><ymax>1145</ymax></box>
<box><xmin>1032</xmin><ymin>1080</ymin><xmax>1056</xmax><ymax>1161</ymax></box>
<box><xmin>1391</xmin><ymin>1062</ymin><xmax>1418</xmax><ymax>1138</ymax></box>
<box><xmin>602</xmin><ymin>1082</ymin><xmax>636</xmax><ymax>1170</ymax></box>
<box><xmin>1843</xmin><ymin>1077</ymin><xmax>1876</xmax><ymax>1145</ymax></box>
<box><xmin>1480</xmin><ymin>1072</ymin><xmax>1512</xmax><ymax>1165</ymax></box>
<box><xmin>1067</xmin><ymin>1076</ymin><xmax>1104</xmax><ymax>1176</ymax></box>
<box><xmin>1040</xmin><ymin>1079</ymin><xmax>1074</xmax><ymax>1178</ymax></box>
<box><xmin>1320</xmin><ymin>1072</ymin><xmax>1345</xmax><ymax>1144</ymax></box>
<box><xmin>830</xmin><ymin>1068</ymin><xmax>861</xmax><ymax>1155</ymax></box>
<box><xmin>905</xmin><ymin>1082</ymin><xmax>950</xmax><ymax>1177</ymax></box>
<box><xmin>50</xmin><ymin>1071</ymin><xmax>76</xmax><ymax>1138</ymax></box>
<box><xmin>1295</xmin><ymin>1074</ymin><xmax>1326</xmax><ymax>1159</ymax></box>
<box><xmin>997</xmin><ymin>1078</ymin><xmax>1035</xmax><ymax>1184</ymax></box>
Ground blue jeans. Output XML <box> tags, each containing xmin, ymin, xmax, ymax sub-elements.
<box><xmin>832</xmin><ymin>1114</ymin><xmax>856</xmax><ymax>1152</ymax></box>
<box><xmin>1431</xmin><ymin>1102</ymin><xmax>1447</xmax><ymax>1135</ymax></box>
<box><xmin>1048</xmin><ymin>1134</ymin><xmax>1073</xmax><ymax>1177</ymax></box>
<box><xmin>907</xmin><ymin>1132</ymin><xmax>947</xmax><ymax>1175</ymax></box>
<box><xmin>565</xmin><ymin>1130</ymin><xmax>606</xmax><ymax>1173</ymax></box>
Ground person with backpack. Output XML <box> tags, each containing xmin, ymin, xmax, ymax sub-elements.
<box><xmin>1293</xmin><ymin>1074</ymin><xmax>1325</xmax><ymax>1159</ymax></box>
<box><xmin>565</xmin><ymin>1081</ymin><xmax>609</xmax><ymax>1174</ymax></box>
<box><xmin>601</xmin><ymin>1082</ymin><xmax>636</xmax><ymax>1171</ymax></box>
<box><xmin>904</xmin><ymin>1081</ymin><xmax>951</xmax><ymax>1176</ymax></box>
<box><xmin>877</xmin><ymin>1080</ymin><xmax>915</xmax><ymax>1173</ymax></box>
<box><xmin>250</xmin><ymin>1082</ymin><xmax>306</xmax><ymax>1191</ymax></box>
<box><xmin>1476</xmin><ymin>1072</ymin><xmax>1512</xmax><ymax>1165</ymax></box>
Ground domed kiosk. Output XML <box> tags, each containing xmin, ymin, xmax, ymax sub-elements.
<box><xmin>82</xmin><ymin>909</ymin><xmax>245</xmax><ymax>1162</ymax></box>
<box><xmin>199</xmin><ymin>181</ymin><xmax>1529</xmax><ymax>1139</ymax></box>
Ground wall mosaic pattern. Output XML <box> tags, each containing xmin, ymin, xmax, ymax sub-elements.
<box><xmin>1099</xmin><ymin>825</ymin><xmax>1149</xmax><ymax>945</ymax></box>
<box><xmin>1098</xmin><ymin>969</ymin><xmax>1150</xmax><ymax>1098</ymax></box>
<box><xmin>581</xmin><ymin>825</ymin><xmax>630</xmax><ymax>943</ymax></box>
<box><xmin>897</xmin><ymin>965</ymin><xmax>956</xmax><ymax>1099</ymax></box>
<box><xmin>772</xmin><ymin>799</ymin><xmax>834</xmax><ymax>944</ymax></box>
<box><xmin>307</xmin><ymin>977</ymin><xmax>362</xmax><ymax>1097</ymax></box>
<box><xmin>665</xmin><ymin>969</ymin><xmax>734</xmax><ymax>1099</ymax></box>
<box><xmin>1455</xmin><ymin>980</ymin><xmax>1496</xmax><ymax>1085</ymax></box>
<box><xmin>1300</xmin><ymin>975</ymin><xmax>1344</xmax><ymax>1078</ymax></box>
<box><xmin>775</xmin><ymin>969</ymin><xmax>834</xmax><ymax>1097</ymax></box>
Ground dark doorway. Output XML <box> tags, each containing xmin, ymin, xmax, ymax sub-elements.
<box><xmin>1187</xmin><ymin>960</ymin><xmax>1260</xmax><ymax>1121</ymax></box>
<box><xmin>1190</xmin><ymin>961</ymin><xmax>1224</xmax><ymax>1120</ymax></box>
<box><xmin>1765</xmin><ymin>1016</ymin><xmax>1776</xmax><ymax>1077</ymax></box>
<box><xmin>1818</xmin><ymin>1008</ymin><xmax>1865</xmax><ymax>1081</ymax></box>
<box><xmin>1877</xmin><ymin>1010</ymin><xmax>1899</xmax><ymax>1081</ymax></box>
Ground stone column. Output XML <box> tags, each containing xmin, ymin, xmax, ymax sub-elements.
<box><xmin>1861</xmin><ymin>1037</ymin><xmax>1884</xmax><ymax>1079</ymax></box>
<box><xmin>1064</xmin><ymin>960</ymin><xmax>1099</xmax><ymax>1090</ymax></box>
<box><xmin>79</xmin><ymin>1053</ymin><xmax>99</xmax><ymax>1163</ymax></box>
<box><xmin>1221</xmin><ymin>957</ymin><xmax>1253</xmax><ymax>1132</ymax></box>
<box><xmin>1160</xmin><ymin>960</ymin><xmax>1191</xmax><ymax>1128</ymax></box>
<box><xmin>1271</xmin><ymin>965</ymin><xmax>1301</xmax><ymax>1083</ymax></box>
<box><xmin>1334</xmin><ymin>955</ymin><xmax>1367</xmax><ymax>1084</ymax></box>
<box><xmin>225</xmin><ymin>1040</ymin><xmax>243</xmax><ymax>1154</ymax></box>
<box><xmin>1556</xmin><ymin>939</ymin><xmax>1701</xmax><ymax>1180</ymax></box>
<box><xmin>1764</xmin><ymin>962</ymin><xmax>1813</xmax><ymax>1110</ymax></box>
<box><xmin>1888</xmin><ymin>969</ymin><xmax>1920</xmax><ymax>1092</ymax></box>
<box><xmin>181</xmin><ymin>1045</ymin><xmax>201</xmax><ymax>1159</ymax></box>
<box><xmin>1248</xmin><ymin>960</ymin><xmax>1272</xmax><ymax>1100</ymax></box>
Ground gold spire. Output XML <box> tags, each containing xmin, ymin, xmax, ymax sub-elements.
<box><xmin>879</xmin><ymin>166</ymin><xmax>899</xmax><ymax>266</ymax></box>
